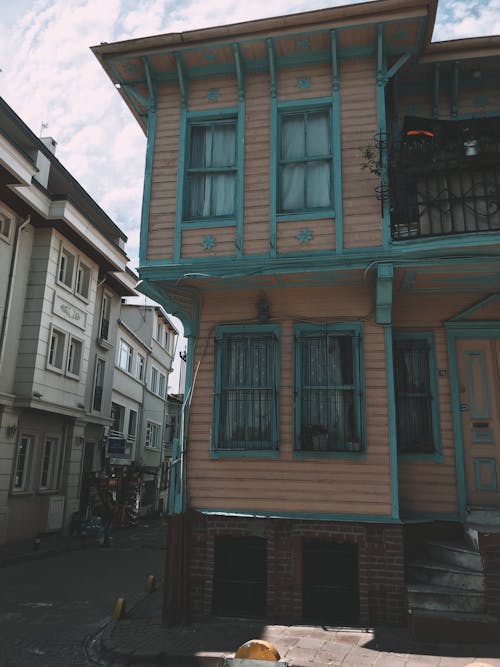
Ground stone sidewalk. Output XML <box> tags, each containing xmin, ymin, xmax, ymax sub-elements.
<box><xmin>96</xmin><ymin>587</ymin><xmax>500</xmax><ymax>667</ymax></box>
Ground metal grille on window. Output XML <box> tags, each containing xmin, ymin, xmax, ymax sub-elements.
<box><xmin>393</xmin><ymin>339</ymin><xmax>434</xmax><ymax>453</ymax></box>
<box><xmin>298</xmin><ymin>332</ymin><xmax>360</xmax><ymax>452</ymax></box>
<box><xmin>217</xmin><ymin>333</ymin><xmax>277</xmax><ymax>450</ymax></box>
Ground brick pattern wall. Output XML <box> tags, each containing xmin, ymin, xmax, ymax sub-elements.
<box><xmin>188</xmin><ymin>515</ymin><xmax>407</xmax><ymax>626</ymax></box>
<box><xmin>478</xmin><ymin>532</ymin><xmax>500</xmax><ymax>617</ymax></box>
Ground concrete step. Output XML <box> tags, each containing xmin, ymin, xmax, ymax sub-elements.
<box><xmin>408</xmin><ymin>559</ymin><xmax>485</xmax><ymax>592</ymax></box>
<box><xmin>426</xmin><ymin>540</ymin><xmax>483</xmax><ymax>572</ymax></box>
<box><xmin>407</xmin><ymin>582</ymin><xmax>485</xmax><ymax>614</ymax></box>
<box><xmin>409</xmin><ymin>608</ymin><xmax>499</xmax><ymax>643</ymax></box>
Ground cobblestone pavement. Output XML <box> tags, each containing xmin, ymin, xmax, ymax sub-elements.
<box><xmin>0</xmin><ymin>518</ymin><xmax>166</xmax><ymax>667</ymax></box>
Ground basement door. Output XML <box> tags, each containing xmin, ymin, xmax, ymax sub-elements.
<box><xmin>456</xmin><ymin>338</ymin><xmax>500</xmax><ymax>507</ymax></box>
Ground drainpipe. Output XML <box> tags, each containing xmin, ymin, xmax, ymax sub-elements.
<box><xmin>0</xmin><ymin>216</ymin><xmax>31</xmax><ymax>369</ymax></box>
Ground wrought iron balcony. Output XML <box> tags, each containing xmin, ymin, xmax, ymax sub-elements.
<box><xmin>389</xmin><ymin>116</ymin><xmax>500</xmax><ymax>241</ymax></box>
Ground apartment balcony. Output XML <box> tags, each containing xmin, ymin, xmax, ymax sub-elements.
<box><xmin>389</xmin><ymin>116</ymin><xmax>500</xmax><ymax>241</ymax></box>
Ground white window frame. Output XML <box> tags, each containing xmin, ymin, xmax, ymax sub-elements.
<box><xmin>118</xmin><ymin>339</ymin><xmax>134</xmax><ymax>374</ymax></box>
<box><xmin>39</xmin><ymin>435</ymin><xmax>61</xmax><ymax>491</ymax></box>
<box><xmin>150</xmin><ymin>366</ymin><xmax>159</xmax><ymax>393</ymax></box>
<box><xmin>57</xmin><ymin>246</ymin><xmax>76</xmax><ymax>290</ymax></box>
<box><xmin>47</xmin><ymin>325</ymin><xmax>67</xmax><ymax>373</ymax></box>
<box><xmin>75</xmin><ymin>260</ymin><xmax>91</xmax><ymax>300</ymax></box>
<box><xmin>12</xmin><ymin>433</ymin><xmax>34</xmax><ymax>492</ymax></box>
<box><xmin>92</xmin><ymin>356</ymin><xmax>106</xmax><ymax>412</ymax></box>
<box><xmin>159</xmin><ymin>372</ymin><xmax>166</xmax><ymax>398</ymax></box>
<box><xmin>66</xmin><ymin>335</ymin><xmax>84</xmax><ymax>379</ymax></box>
<box><xmin>156</xmin><ymin>320</ymin><xmax>162</xmax><ymax>342</ymax></box>
<box><xmin>145</xmin><ymin>420</ymin><xmax>162</xmax><ymax>450</ymax></box>
<box><xmin>136</xmin><ymin>353</ymin><xmax>146</xmax><ymax>382</ymax></box>
<box><xmin>99</xmin><ymin>292</ymin><xmax>112</xmax><ymax>341</ymax></box>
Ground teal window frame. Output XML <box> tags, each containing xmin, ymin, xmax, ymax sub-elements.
<box><xmin>211</xmin><ymin>324</ymin><xmax>280</xmax><ymax>458</ymax></box>
<box><xmin>277</xmin><ymin>104</ymin><xmax>334</xmax><ymax>218</ymax></box>
<box><xmin>393</xmin><ymin>332</ymin><xmax>442</xmax><ymax>461</ymax></box>
<box><xmin>183</xmin><ymin>115</ymin><xmax>238</xmax><ymax>225</ymax></box>
<box><xmin>293</xmin><ymin>323</ymin><xmax>364</xmax><ymax>459</ymax></box>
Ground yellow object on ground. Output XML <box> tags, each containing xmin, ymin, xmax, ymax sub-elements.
<box><xmin>234</xmin><ymin>639</ymin><xmax>280</xmax><ymax>661</ymax></box>
<box><xmin>113</xmin><ymin>597</ymin><xmax>126</xmax><ymax>620</ymax></box>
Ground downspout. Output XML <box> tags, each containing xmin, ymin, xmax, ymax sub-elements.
<box><xmin>0</xmin><ymin>215</ymin><xmax>30</xmax><ymax>368</ymax></box>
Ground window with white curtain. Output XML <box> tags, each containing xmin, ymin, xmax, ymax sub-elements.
<box><xmin>279</xmin><ymin>109</ymin><xmax>332</xmax><ymax>213</ymax></box>
<box><xmin>294</xmin><ymin>324</ymin><xmax>363</xmax><ymax>453</ymax></box>
<box><xmin>185</xmin><ymin>120</ymin><xmax>236</xmax><ymax>220</ymax></box>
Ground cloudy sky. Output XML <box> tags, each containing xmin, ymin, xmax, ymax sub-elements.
<box><xmin>1</xmin><ymin>0</ymin><xmax>499</xmax><ymax>269</ymax></box>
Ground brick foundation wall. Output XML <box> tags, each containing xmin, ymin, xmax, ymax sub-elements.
<box><xmin>188</xmin><ymin>514</ymin><xmax>407</xmax><ymax>626</ymax></box>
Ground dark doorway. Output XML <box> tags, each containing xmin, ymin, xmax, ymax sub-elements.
<box><xmin>79</xmin><ymin>442</ymin><xmax>95</xmax><ymax>514</ymax></box>
<box><xmin>213</xmin><ymin>536</ymin><xmax>267</xmax><ymax>617</ymax></box>
<box><xmin>302</xmin><ymin>539</ymin><xmax>360</xmax><ymax>625</ymax></box>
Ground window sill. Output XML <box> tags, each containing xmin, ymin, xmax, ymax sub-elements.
<box><xmin>9</xmin><ymin>490</ymin><xmax>34</xmax><ymax>497</ymax></box>
<box><xmin>97</xmin><ymin>337</ymin><xmax>113</xmax><ymax>351</ymax></box>
<box><xmin>37</xmin><ymin>488</ymin><xmax>61</xmax><ymax>495</ymax></box>
<box><xmin>293</xmin><ymin>450</ymin><xmax>366</xmax><ymax>460</ymax></box>
<box><xmin>399</xmin><ymin>452</ymin><xmax>444</xmax><ymax>463</ymax></box>
<box><xmin>46</xmin><ymin>364</ymin><xmax>64</xmax><ymax>375</ymax></box>
<box><xmin>75</xmin><ymin>292</ymin><xmax>90</xmax><ymax>305</ymax></box>
<box><xmin>277</xmin><ymin>209</ymin><xmax>335</xmax><ymax>223</ymax></box>
<box><xmin>181</xmin><ymin>218</ymin><xmax>236</xmax><ymax>229</ymax></box>
<box><xmin>210</xmin><ymin>449</ymin><xmax>279</xmax><ymax>459</ymax></box>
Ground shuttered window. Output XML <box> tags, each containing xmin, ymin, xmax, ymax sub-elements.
<box><xmin>213</xmin><ymin>326</ymin><xmax>279</xmax><ymax>451</ymax></box>
<box><xmin>294</xmin><ymin>324</ymin><xmax>363</xmax><ymax>453</ymax></box>
<box><xmin>393</xmin><ymin>334</ymin><xmax>439</xmax><ymax>454</ymax></box>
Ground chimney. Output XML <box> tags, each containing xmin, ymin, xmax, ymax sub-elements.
<box><xmin>33</xmin><ymin>137</ymin><xmax>56</xmax><ymax>189</ymax></box>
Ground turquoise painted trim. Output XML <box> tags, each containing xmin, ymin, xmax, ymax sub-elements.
<box><xmin>139</xmin><ymin>90</ymin><xmax>157</xmax><ymax>265</ymax></box>
<box><xmin>465</xmin><ymin>350</ymin><xmax>490</xmax><ymax>419</ymax></box>
<box><xmin>391</xmin><ymin>230</ymin><xmax>500</xmax><ymax>252</ymax></box>
<box><xmin>384</xmin><ymin>325</ymin><xmax>400</xmax><ymax>520</ymax></box>
<box><xmin>386</xmin><ymin>51</ymin><xmax>411</xmax><ymax>81</ymax></box>
<box><xmin>211</xmin><ymin>323</ymin><xmax>281</xmax><ymax>455</ymax></box>
<box><xmin>168</xmin><ymin>437</ymin><xmax>181</xmax><ymax>514</ymax></box>
<box><xmin>393</xmin><ymin>331</ymin><xmax>443</xmax><ymax>463</ymax></box>
<box><xmin>401</xmin><ymin>512</ymin><xmax>461</xmax><ymax>523</ymax></box>
<box><xmin>376</xmin><ymin>24</ymin><xmax>391</xmax><ymax>250</ymax></box>
<box><xmin>331</xmin><ymin>30</ymin><xmax>343</xmax><ymax>255</ymax></box>
<box><xmin>177</xmin><ymin>335</ymin><xmax>195</xmax><ymax>512</ymax></box>
<box><xmin>267</xmin><ymin>38</ymin><xmax>278</xmax><ymax>258</ymax></box>
<box><xmin>276</xmin><ymin>210</ymin><xmax>334</xmax><ymax>223</ymax></box>
<box><xmin>474</xmin><ymin>457</ymin><xmax>498</xmax><ymax>492</ymax></box>
<box><xmin>376</xmin><ymin>263</ymin><xmax>393</xmax><ymax>325</ymax></box>
<box><xmin>174</xmin><ymin>104</ymin><xmax>187</xmax><ymax>262</ymax></box>
<box><xmin>446</xmin><ymin>332</ymin><xmax>470</xmax><ymax>520</ymax></box>
<box><xmin>432</xmin><ymin>63</ymin><xmax>440</xmax><ymax>118</ymax></box>
<box><xmin>448</xmin><ymin>294</ymin><xmax>500</xmax><ymax>322</ymax></box>
<box><xmin>135</xmin><ymin>279</ymin><xmax>199</xmax><ymax>338</ymax></box>
<box><xmin>293</xmin><ymin>451</ymin><xmax>366</xmax><ymax>460</ymax></box>
<box><xmin>181</xmin><ymin>219</ymin><xmax>236</xmax><ymax>230</ymax></box>
<box><xmin>210</xmin><ymin>450</ymin><xmax>279</xmax><ymax>459</ymax></box>
<box><xmin>198</xmin><ymin>508</ymin><xmax>400</xmax><ymax>524</ymax></box>
<box><xmin>233</xmin><ymin>42</ymin><xmax>245</xmax><ymax>257</ymax></box>
<box><xmin>450</xmin><ymin>61</ymin><xmax>460</xmax><ymax>118</ymax></box>
<box><xmin>174</xmin><ymin>51</ymin><xmax>187</xmax><ymax>105</ymax></box>
<box><xmin>446</xmin><ymin>323</ymin><xmax>500</xmax><ymax>334</ymax></box>
<box><xmin>277</xmin><ymin>97</ymin><xmax>332</xmax><ymax>109</ymax></box>
<box><xmin>391</xmin><ymin>74</ymin><xmax>400</xmax><ymax>153</ymax></box>
<box><xmin>472</xmin><ymin>430</ymin><xmax>493</xmax><ymax>444</ymax></box>
<box><xmin>187</xmin><ymin>107</ymin><xmax>238</xmax><ymax>119</ymax></box>
<box><xmin>293</xmin><ymin>322</ymin><xmax>365</xmax><ymax>457</ymax></box>
<box><xmin>123</xmin><ymin>84</ymin><xmax>148</xmax><ymax>109</ymax></box>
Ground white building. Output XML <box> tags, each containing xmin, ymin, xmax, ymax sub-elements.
<box><xmin>0</xmin><ymin>97</ymin><xmax>134</xmax><ymax>544</ymax></box>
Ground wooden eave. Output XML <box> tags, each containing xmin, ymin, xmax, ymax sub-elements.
<box><xmin>420</xmin><ymin>35</ymin><xmax>500</xmax><ymax>63</ymax></box>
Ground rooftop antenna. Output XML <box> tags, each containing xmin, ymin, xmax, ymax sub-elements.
<box><xmin>39</xmin><ymin>121</ymin><xmax>48</xmax><ymax>137</ymax></box>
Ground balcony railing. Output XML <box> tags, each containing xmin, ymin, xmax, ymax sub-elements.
<box><xmin>389</xmin><ymin>116</ymin><xmax>500</xmax><ymax>241</ymax></box>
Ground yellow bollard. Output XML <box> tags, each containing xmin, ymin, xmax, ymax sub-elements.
<box><xmin>234</xmin><ymin>639</ymin><xmax>280</xmax><ymax>662</ymax></box>
<box><xmin>113</xmin><ymin>597</ymin><xmax>126</xmax><ymax>620</ymax></box>
<box><xmin>145</xmin><ymin>574</ymin><xmax>156</xmax><ymax>592</ymax></box>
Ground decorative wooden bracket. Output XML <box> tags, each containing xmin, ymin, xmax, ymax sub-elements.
<box><xmin>376</xmin><ymin>263</ymin><xmax>394</xmax><ymax>324</ymax></box>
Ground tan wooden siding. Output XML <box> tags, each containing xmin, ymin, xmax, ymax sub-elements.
<box><xmin>187</xmin><ymin>76</ymin><xmax>238</xmax><ymax>111</ymax></box>
<box><xmin>277</xmin><ymin>63</ymin><xmax>331</xmax><ymax>101</ymax></box>
<box><xmin>243</xmin><ymin>72</ymin><xmax>271</xmax><ymax>256</ymax></box>
<box><xmin>186</xmin><ymin>285</ymin><xmax>392</xmax><ymax>516</ymax></box>
<box><xmin>147</xmin><ymin>83</ymin><xmax>180</xmax><ymax>261</ymax></box>
<box><xmin>277</xmin><ymin>218</ymin><xmax>335</xmax><ymax>254</ymax></box>
<box><xmin>181</xmin><ymin>226</ymin><xmax>236</xmax><ymax>258</ymax></box>
<box><xmin>340</xmin><ymin>59</ymin><xmax>381</xmax><ymax>249</ymax></box>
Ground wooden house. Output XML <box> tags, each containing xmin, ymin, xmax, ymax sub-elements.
<box><xmin>93</xmin><ymin>0</ymin><xmax>500</xmax><ymax>638</ymax></box>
